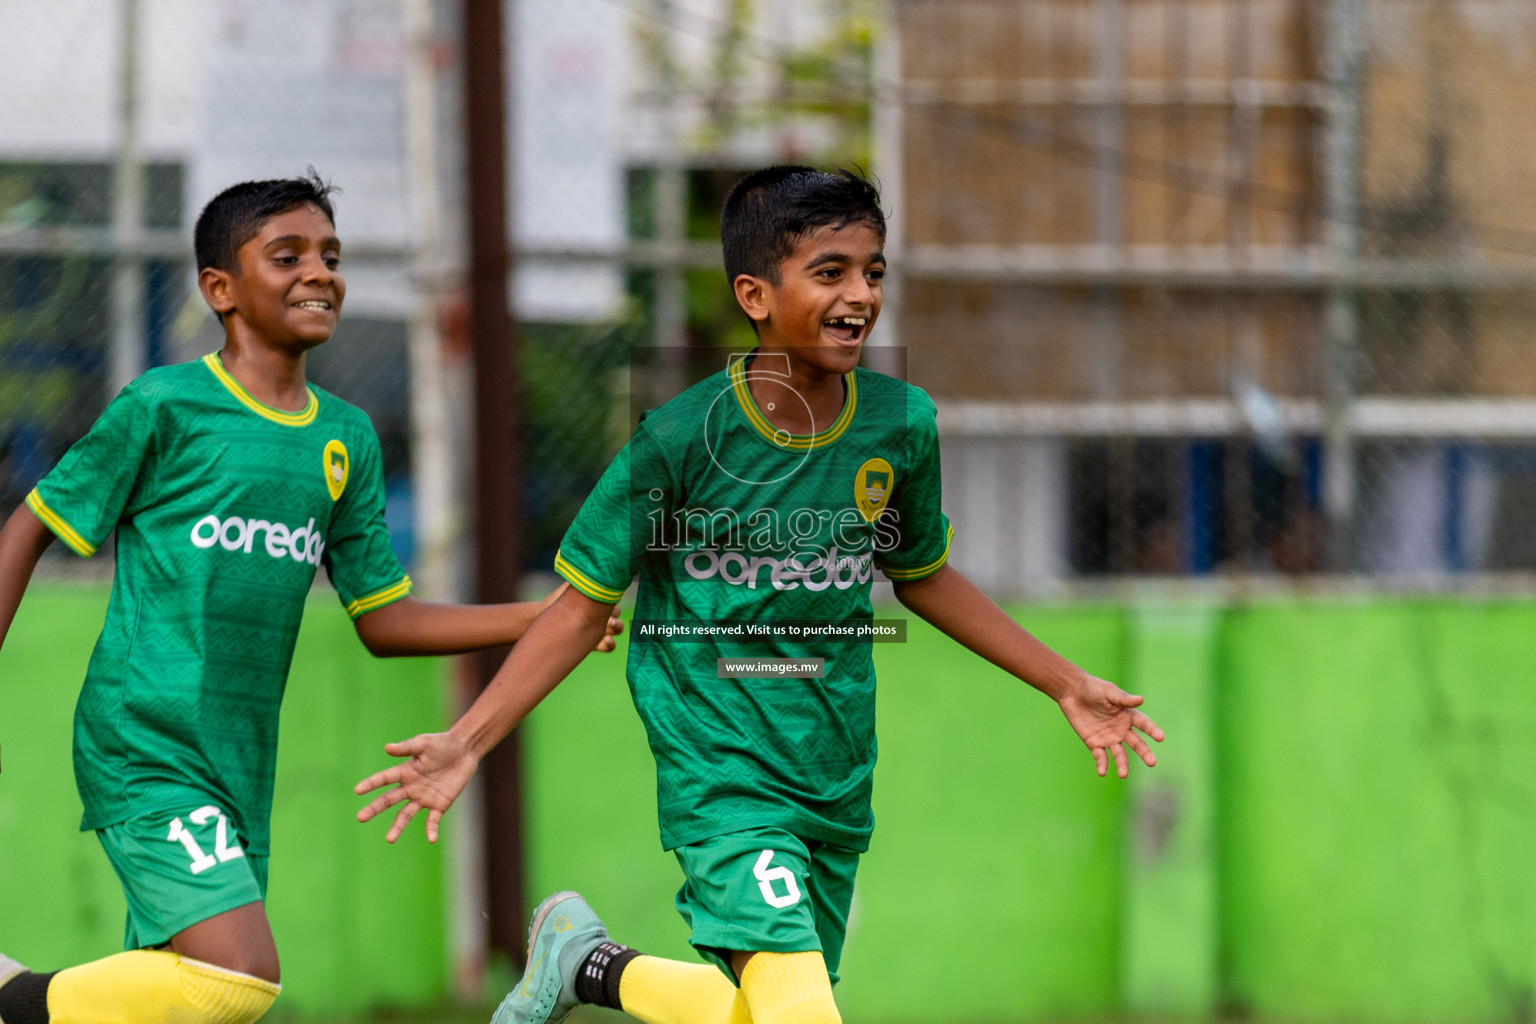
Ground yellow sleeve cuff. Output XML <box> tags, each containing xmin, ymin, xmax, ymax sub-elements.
<box><xmin>879</xmin><ymin>525</ymin><xmax>954</xmax><ymax>581</ymax></box>
<box><xmin>344</xmin><ymin>576</ymin><xmax>413</xmax><ymax>619</ymax></box>
<box><xmin>25</xmin><ymin>488</ymin><xmax>97</xmax><ymax>557</ymax></box>
<box><xmin>554</xmin><ymin>550</ymin><xmax>627</xmax><ymax>603</ymax></box>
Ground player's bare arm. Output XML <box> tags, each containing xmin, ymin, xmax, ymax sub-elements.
<box><xmin>0</xmin><ymin>505</ymin><xmax>56</xmax><ymax>776</ymax></box>
<box><xmin>891</xmin><ymin>563</ymin><xmax>1165</xmax><ymax>778</ymax></box>
<box><xmin>0</xmin><ymin>505</ymin><xmax>54</xmax><ymax>651</ymax></box>
<box><xmin>351</xmin><ymin>582</ymin><xmax>623</xmax><ymax>657</ymax></box>
<box><xmin>353</xmin><ymin>584</ymin><xmax>616</xmax><ymax>842</ymax></box>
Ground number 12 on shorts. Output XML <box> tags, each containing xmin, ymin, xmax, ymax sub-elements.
<box><xmin>754</xmin><ymin>849</ymin><xmax>802</xmax><ymax>909</ymax></box>
<box><xmin>167</xmin><ymin>806</ymin><xmax>245</xmax><ymax>874</ymax></box>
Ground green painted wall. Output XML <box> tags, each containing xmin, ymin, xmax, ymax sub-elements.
<box><xmin>1122</xmin><ymin>605</ymin><xmax>1219</xmax><ymax>1016</ymax></box>
<box><xmin>0</xmin><ymin>584</ymin><xmax>447</xmax><ymax>1015</ymax></box>
<box><xmin>7</xmin><ymin>585</ymin><xmax>1536</xmax><ymax>1022</ymax></box>
<box><xmin>1216</xmin><ymin>601</ymin><xmax>1536</xmax><ymax>1024</ymax></box>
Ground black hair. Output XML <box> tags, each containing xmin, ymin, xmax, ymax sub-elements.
<box><xmin>194</xmin><ymin>171</ymin><xmax>337</xmax><ymax>273</ymax></box>
<box><xmin>720</xmin><ymin>166</ymin><xmax>885</xmax><ymax>285</ymax></box>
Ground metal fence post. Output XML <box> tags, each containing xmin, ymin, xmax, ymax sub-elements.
<box><xmin>1323</xmin><ymin>0</ymin><xmax>1364</xmax><ymax>571</ymax></box>
<box><xmin>110</xmin><ymin>0</ymin><xmax>146</xmax><ymax>398</ymax></box>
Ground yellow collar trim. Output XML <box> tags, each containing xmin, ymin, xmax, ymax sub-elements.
<box><xmin>729</xmin><ymin>357</ymin><xmax>857</xmax><ymax>451</ymax></box>
<box><xmin>203</xmin><ymin>353</ymin><xmax>319</xmax><ymax>427</ymax></box>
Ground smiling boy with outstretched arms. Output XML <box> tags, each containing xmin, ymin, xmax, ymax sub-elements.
<box><xmin>355</xmin><ymin>166</ymin><xmax>1164</xmax><ymax>1024</ymax></box>
<box><xmin>0</xmin><ymin>174</ymin><xmax>619</xmax><ymax>1024</ymax></box>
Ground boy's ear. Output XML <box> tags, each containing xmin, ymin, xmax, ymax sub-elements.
<box><xmin>198</xmin><ymin>266</ymin><xmax>237</xmax><ymax>318</ymax></box>
<box><xmin>732</xmin><ymin>273</ymin><xmax>772</xmax><ymax>324</ymax></box>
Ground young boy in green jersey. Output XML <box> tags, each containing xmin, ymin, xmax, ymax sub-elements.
<box><xmin>354</xmin><ymin>166</ymin><xmax>1164</xmax><ymax>1024</ymax></box>
<box><xmin>0</xmin><ymin>174</ymin><xmax>620</xmax><ymax>1024</ymax></box>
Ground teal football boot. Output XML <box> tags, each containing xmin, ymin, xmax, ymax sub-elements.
<box><xmin>492</xmin><ymin>891</ymin><xmax>610</xmax><ymax>1024</ymax></box>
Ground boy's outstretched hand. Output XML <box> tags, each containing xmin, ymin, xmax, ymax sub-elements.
<box><xmin>354</xmin><ymin>732</ymin><xmax>478</xmax><ymax>843</ymax></box>
<box><xmin>1058</xmin><ymin>676</ymin><xmax>1164</xmax><ymax>778</ymax></box>
<box><xmin>357</xmin><ymin>587</ymin><xmax>621</xmax><ymax>843</ymax></box>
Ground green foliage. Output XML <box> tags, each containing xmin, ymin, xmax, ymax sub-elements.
<box><xmin>687</xmin><ymin>267</ymin><xmax>758</xmax><ymax>351</ymax></box>
<box><xmin>626</xmin><ymin>166</ymin><xmax>660</xmax><ymax>241</ymax></box>
<box><xmin>702</xmin><ymin>0</ymin><xmax>756</xmax><ymax>141</ymax></box>
<box><xmin>767</xmin><ymin>0</ymin><xmax>877</xmax><ymax>167</ymax></box>
<box><xmin>519</xmin><ymin>322</ymin><xmax>636</xmax><ymax>568</ymax></box>
<box><xmin>635</xmin><ymin>0</ymin><xmax>877</xmax><ymax>169</ymax></box>
<box><xmin>0</xmin><ymin>256</ymin><xmax>105</xmax><ymax>435</ymax></box>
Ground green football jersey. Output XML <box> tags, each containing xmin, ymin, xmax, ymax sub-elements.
<box><xmin>27</xmin><ymin>353</ymin><xmax>410</xmax><ymax>853</ymax></box>
<box><xmin>556</xmin><ymin>355</ymin><xmax>952</xmax><ymax>851</ymax></box>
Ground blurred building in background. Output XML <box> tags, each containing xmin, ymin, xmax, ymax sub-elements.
<box><xmin>3</xmin><ymin>0</ymin><xmax>1536</xmax><ymax>594</ymax></box>
<box><xmin>891</xmin><ymin>0</ymin><xmax>1536</xmax><ymax>590</ymax></box>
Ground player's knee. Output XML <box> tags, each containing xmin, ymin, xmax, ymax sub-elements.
<box><xmin>211</xmin><ymin>946</ymin><xmax>280</xmax><ymax>986</ymax></box>
<box><xmin>167</xmin><ymin>902</ymin><xmax>282</xmax><ymax>984</ymax></box>
<box><xmin>174</xmin><ymin>944</ymin><xmax>280</xmax><ymax>985</ymax></box>
<box><xmin>178</xmin><ymin>957</ymin><xmax>281</xmax><ymax>1024</ymax></box>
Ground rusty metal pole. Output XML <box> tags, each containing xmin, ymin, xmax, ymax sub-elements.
<box><xmin>464</xmin><ymin>0</ymin><xmax>525</xmax><ymax>964</ymax></box>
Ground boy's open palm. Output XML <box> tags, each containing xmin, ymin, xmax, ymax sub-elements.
<box><xmin>354</xmin><ymin>733</ymin><xmax>479</xmax><ymax>843</ymax></box>
<box><xmin>1058</xmin><ymin>676</ymin><xmax>1165</xmax><ymax>778</ymax></box>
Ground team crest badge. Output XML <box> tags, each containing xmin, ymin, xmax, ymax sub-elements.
<box><xmin>324</xmin><ymin>440</ymin><xmax>350</xmax><ymax>501</ymax></box>
<box><xmin>855</xmin><ymin>457</ymin><xmax>894</xmax><ymax>522</ymax></box>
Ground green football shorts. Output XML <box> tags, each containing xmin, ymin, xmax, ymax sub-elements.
<box><xmin>96</xmin><ymin>801</ymin><xmax>268</xmax><ymax>949</ymax></box>
<box><xmin>673</xmin><ymin>825</ymin><xmax>860</xmax><ymax>985</ymax></box>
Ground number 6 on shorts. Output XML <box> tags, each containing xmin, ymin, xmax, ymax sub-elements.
<box><xmin>753</xmin><ymin>849</ymin><xmax>802</xmax><ymax>909</ymax></box>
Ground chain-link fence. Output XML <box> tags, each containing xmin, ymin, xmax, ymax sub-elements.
<box><xmin>3</xmin><ymin>0</ymin><xmax>1536</xmax><ymax>594</ymax></box>
<box><xmin>894</xmin><ymin>0</ymin><xmax>1536</xmax><ymax>592</ymax></box>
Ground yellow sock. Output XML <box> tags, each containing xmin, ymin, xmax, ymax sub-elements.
<box><xmin>740</xmin><ymin>951</ymin><xmax>839</xmax><ymax>1024</ymax></box>
<box><xmin>47</xmin><ymin>950</ymin><xmax>280</xmax><ymax>1024</ymax></box>
<box><xmin>616</xmin><ymin>955</ymin><xmax>749</xmax><ymax>1024</ymax></box>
